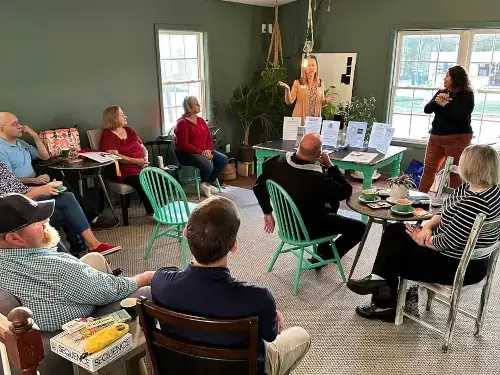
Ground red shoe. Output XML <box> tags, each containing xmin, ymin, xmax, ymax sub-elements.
<box><xmin>89</xmin><ymin>243</ymin><xmax>121</xmax><ymax>256</ymax></box>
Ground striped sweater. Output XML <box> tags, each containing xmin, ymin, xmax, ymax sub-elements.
<box><xmin>433</xmin><ymin>184</ymin><xmax>500</xmax><ymax>259</ymax></box>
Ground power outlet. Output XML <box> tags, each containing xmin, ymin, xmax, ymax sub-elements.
<box><xmin>225</xmin><ymin>144</ymin><xmax>231</xmax><ymax>153</ymax></box>
<box><xmin>268</xmin><ymin>24</ymin><xmax>273</xmax><ymax>34</ymax></box>
<box><xmin>261</xmin><ymin>24</ymin><xmax>267</xmax><ymax>34</ymax></box>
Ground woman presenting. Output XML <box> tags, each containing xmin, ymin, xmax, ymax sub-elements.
<box><xmin>279</xmin><ymin>55</ymin><xmax>334</xmax><ymax>125</ymax></box>
<box><xmin>419</xmin><ymin>65</ymin><xmax>474</xmax><ymax>192</ymax></box>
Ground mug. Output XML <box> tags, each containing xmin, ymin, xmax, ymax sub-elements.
<box><xmin>395</xmin><ymin>198</ymin><xmax>412</xmax><ymax>212</ymax></box>
<box><xmin>60</xmin><ymin>149</ymin><xmax>70</xmax><ymax>157</ymax></box>
<box><xmin>120</xmin><ymin>298</ymin><xmax>138</xmax><ymax>320</ymax></box>
<box><xmin>362</xmin><ymin>189</ymin><xmax>377</xmax><ymax>201</ymax></box>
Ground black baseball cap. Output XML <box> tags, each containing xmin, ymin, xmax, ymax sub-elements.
<box><xmin>0</xmin><ymin>194</ymin><xmax>55</xmax><ymax>235</ymax></box>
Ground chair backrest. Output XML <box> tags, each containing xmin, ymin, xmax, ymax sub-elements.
<box><xmin>139</xmin><ymin>167</ymin><xmax>191</xmax><ymax>222</ymax></box>
<box><xmin>137</xmin><ymin>297</ymin><xmax>258</xmax><ymax>375</ymax></box>
<box><xmin>266</xmin><ymin>180</ymin><xmax>310</xmax><ymax>242</ymax></box>
<box><xmin>453</xmin><ymin>214</ymin><xmax>500</xmax><ymax>291</ymax></box>
<box><xmin>435</xmin><ymin>156</ymin><xmax>454</xmax><ymax>198</ymax></box>
<box><xmin>143</xmin><ymin>140</ymin><xmax>175</xmax><ymax>167</ymax></box>
<box><xmin>86</xmin><ymin>129</ymin><xmax>103</xmax><ymax>151</ymax></box>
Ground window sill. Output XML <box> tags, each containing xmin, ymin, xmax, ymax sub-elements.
<box><xmin>391</xmin><ymin>138</ymin><xmax>428</xmax><ymax>150</ymax></box>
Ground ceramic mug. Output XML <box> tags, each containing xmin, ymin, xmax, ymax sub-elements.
<box><xmin>362</xmin><ymin>189</ymin><xmax>377</xmax><ymax>201</ymax></box>
<box><xmin>395</xmin><ymin>198</ymin><xmax>412</xmax><ymax>212</ymax></box>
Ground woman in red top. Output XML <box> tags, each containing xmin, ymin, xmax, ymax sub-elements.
<box><xmin>99</xmin><ymin>106</ymin><xmax>153</xmax><ymax>215</ymax></box>
<box><xmin>174</xmin><ymin>96</ymin><xmax>228</xmax><ymax>197</ymax></box>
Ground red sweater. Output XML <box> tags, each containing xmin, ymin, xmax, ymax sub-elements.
<box><xmin>174</xmin><ymin>117</ymin><xmax>213</xmax><ymax>154</ymax></box>
<box><xmin>99</xmin><ymin>126</ymin><xmax>144</xmax><ymax>181</ymax></box>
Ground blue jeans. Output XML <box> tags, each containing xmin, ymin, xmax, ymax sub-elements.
<box><xmin>175</xmin><ymin>151</ymin><xmax>228</xmax><ymax>184</ymax></box>
<box><xmin>37</xmin><ymin>192</ymin><xmax>91</xmax><ymax>253</ymax></box>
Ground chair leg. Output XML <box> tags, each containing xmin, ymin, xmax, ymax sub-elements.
<box><xmin>144</xmin><ymin>222</ymin><xmax>161</xmax><ymax>259</ymax></box>
<box><xmin>330</xmin><ymin>240</ymin><xmax>346</xmax><ymax>282</ymax></box>
<box><xmin>293</xmin><ymin>247</ymin><xmax>305</xmax><ymax>296</ymax></box>
<box><xmin>180</xmin><ymin>236</ymin><xmax>188</xmax><ymax>268</ymax></box>
<box><xmin>474</xmin><ymin>273</ymin><xmax>495</xmax><ymax>336</ymax></box>
<box><xmin>442</xmin><ymin>289</ymin><xmax>463</xmax><ymax>352</ymax></box>
<box><xmin>216</xmin><ymin>179</ymin><xmax>222</xmax><ymax>192</ymax></box>
<box><xmin>426</xmin><ymin>290</ymin><xmax>436</xmax><ymax>311</ymax></box>
<box><xmin>195</xmin><ymin>169</ymin><xmax>201</xmax><ymax>201</ymax></box>
<box><xmin>395</xmin><ymin>278</ymin><xmax>408</xmax><ymax>325</ymax></box>
<box><xmin>120</xmin><ymin>195</ymin><xmax>129</xmax><ymax>227</ymax></box>
<box><xmin>267</xmin><ymin>241</ymin><xmax>285</xmax><ymax>272</ymax></box>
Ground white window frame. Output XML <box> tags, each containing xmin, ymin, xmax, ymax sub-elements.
<box><xmin>389</xmin><ymin>29</ymin><xmax>500</xmax><ymax>147</ymax></box>
<box><xmin>157</xmin><ymin>30</ymin><xmax>207</xmax><ymax>134</ymax></box>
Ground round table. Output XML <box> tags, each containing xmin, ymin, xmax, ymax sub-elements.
<box><xmin>346</xmin><ymin>191</ymin><xmax>440</xmax><ymax>279</ymax></box>
<box><xmin>47</xmin><ymin>158</ymin><xmax>117</xmax><ymax>219</ymax></box>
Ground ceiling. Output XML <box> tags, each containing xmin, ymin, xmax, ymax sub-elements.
<box><xmin>222</xmin><ymin>0</ymin><xmax>296</xmax><ymax>7</ymax></box>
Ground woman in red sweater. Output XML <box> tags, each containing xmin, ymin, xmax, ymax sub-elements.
<box><xmin>174</xmin><ymin>96</ymin><xmax>228</xmax><ymax>197</ymax></box>
<box><xmin>99</xmin><ymin>106</ymin><xmax>153</xmax><ymax>215</ymax></box>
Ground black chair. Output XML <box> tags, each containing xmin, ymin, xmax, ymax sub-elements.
<box><xmin>137</xmin><ymin>297</ymin><xmax>258</xmax><ymax>375</ymax></box>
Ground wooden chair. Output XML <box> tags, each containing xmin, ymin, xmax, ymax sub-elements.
<box><xmin>87</xmin><ymin>129</ymin><xmax>136</xmax><ymax>226</ymax></box>
<box><xmin>139</xmin><ymin>167</ymin><xmax>197</xmax><ymax>265</ymax></box>
<box><xmin>136</xmin><ymin>297</ymin><xmax>258</xmax><ymax>375</ymax></box>
<box><xmin>266</xmin><ymin>180</ymin><xmax>346</xmax><ymax>295</ymax></box>
<box><xmin>395</xmin><ymin>213</ymin><xmax>500</xmax><ymax>352</ymax></box>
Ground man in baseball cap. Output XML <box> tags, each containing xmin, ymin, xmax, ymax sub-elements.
<box><xmin>0</xmin><ymin>193</ymin><xmax>156</xmax><ymax>331</ymax></box>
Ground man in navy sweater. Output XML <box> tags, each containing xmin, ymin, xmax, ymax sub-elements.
<box><xmin>151</xmin><ymin>196</ymin><xmax>310</xmax><ymax>375</ymax></box>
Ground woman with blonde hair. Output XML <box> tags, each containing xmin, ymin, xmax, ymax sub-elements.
<box><xmin>347</xmin><ymin>144</ymin><xmax>500</xmax><ymax>322</ymax></box>
<box><xmin>99</xmin><ymin>106</ymin><xmax>153</xmax><ymax>215</ymax></box>
<box><xmin>278</xmin><ymin>55</ymin><xmax>334</xmax><ymax>125</ymax></box>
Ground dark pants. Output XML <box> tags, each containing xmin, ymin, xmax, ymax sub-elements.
<box><xmin>308</xmin><ymin>212</ymin><xmax>366</xmax><ymax>259</ymax></box>
<box><xmin>419</xmin><ymin>134</ymin><xmax>472</xmax><ymax>193</ymax></box>
<box><xmin>122</xmin><ymin>175</ymin><xmax>154</xmax><ymax>215</ymax></box>
<box><xmin>372</xmin><ymin>223</ymin><xmax>489</xmax><ymax>308</ymax></box>
<box><xmin>175</xmin><ymin>151</ymin><xmax>228</xmax><ymax>184</ymax></box>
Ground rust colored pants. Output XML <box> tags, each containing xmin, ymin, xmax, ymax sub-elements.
<box><xmin>419</xmin><ymin>133</ymin><xmax>473</xmax><ymax>193</ymax></box>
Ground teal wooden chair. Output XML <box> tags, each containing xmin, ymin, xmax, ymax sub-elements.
<box><xmin>177</xmin><ymin>167</ymin><xmax>222</xmax><ymax>201</ymax></box>
<box><xmin>266</xmin><ymin>180</ymin><xmax>347</xmax><ymax>295</ymax></box>
<box><xmin>139</xmin><ymin>167</ymin><xmax>198</xmax><ymax>266</ymax></box>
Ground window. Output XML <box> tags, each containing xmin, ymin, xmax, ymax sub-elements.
<box><xmin>157</xmin><ymin>30</ymin><xmax>207</xmax><ymax>132</ymax></box>
<box><xmin>389</xmin><ymin>30</ymin><xmax>500</xmax><ymax>146</ymax></box>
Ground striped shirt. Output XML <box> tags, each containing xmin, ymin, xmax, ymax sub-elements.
<box><xmin>433</xmin><ymin>184</ymin><xmax>500</xmax><ymax>259</ymax></box>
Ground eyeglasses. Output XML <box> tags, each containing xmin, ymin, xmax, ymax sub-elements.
<box><xmin>9</xmin><ymin>121</ymin><xmax>22</xmax><ymax>128</ymax></box>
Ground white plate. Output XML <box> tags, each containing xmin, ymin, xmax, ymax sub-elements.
<box><xmin>391</xmin><ymin>206</ymin><xmax>415</xmax><ymax>216</ymax></box>
<box><xmin>359</xmin><ymin>195</ymin><xmax>381</xmax><ymax>204</ymax></box>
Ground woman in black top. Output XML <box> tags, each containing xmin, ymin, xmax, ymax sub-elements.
<box><xmin>419</xmin><ymin>66</ymin><xmax>474</xmax><ymax>192</ymax></box>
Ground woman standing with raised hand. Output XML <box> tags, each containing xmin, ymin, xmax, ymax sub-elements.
<box><xmin>419</xmin><ymin>65</ymin><xmax>475</xmax><ymax>193</ymax></box>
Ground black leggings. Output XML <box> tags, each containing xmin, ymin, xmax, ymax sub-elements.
<box><xmin>122</xmin><ymin>175</ymin><xmax>154</xmax><ymax>215</ymax></box>
<box><xmin>372</xmin><ymin>223</ymin><xmax>489</xmax><ymax>308</ymax></box>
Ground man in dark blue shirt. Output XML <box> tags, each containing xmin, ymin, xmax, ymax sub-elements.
<box><xmin>152</xmin><ymin>196</ymin><xmax>310</xmax><ymax>375</ymax></box>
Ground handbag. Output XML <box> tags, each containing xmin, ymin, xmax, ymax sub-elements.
<box><xmin>39</xmin><ymin>128</ymin><xmax>81</xmax><ymax>157</ymax></box>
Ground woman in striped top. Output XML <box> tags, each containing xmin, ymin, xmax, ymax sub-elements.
<box><xmin>347</xmin><ymin>144</ymin><xmax>500</xmax><ymax>322</ymax></box>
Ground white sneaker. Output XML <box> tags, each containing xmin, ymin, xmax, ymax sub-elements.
<box><xmin>209</xmin><ymin>184</ymin><xmax>219</xmax><ymax>194</ymax></box>
<box><xmin>200</xmin><ymin>182</ymin><xmax>212</xmax><ymax>197</ymax></box>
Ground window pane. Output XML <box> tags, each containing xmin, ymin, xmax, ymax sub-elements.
<box><xmin>471</xmin><ymin>34</ymin><xmax>494</xmax><ymax>63</ymax></box>
<box><xmin>409</xmin><ymin>116</ymin><xmax>430</xmax><ymax>140</ymax></box>
<box><xmin>164</xmin><ymin>107</ymin><xmax>176</xmax><ymax>124</ymax></box>
<box><xmin>394</xmin><ymin>89</ymin><xmax>413</xmax><ymax>113</ymax></box>
<box><xmin>159</xmin><ymin>34</ymin><xmax>171</xmax><ymax>59</ymax></box>
<box><xmin>439</xmin><ymin>35</ymin><xmax>459</xmax><ymax>62</ymax></box>
<box><xmin>412</xmin><ymin>90</ymin><xmax>433</xmax><ymax>114</ymax></box>
<box><xmin>472</xmin><ymin>93</ymin><xmax>486</xmax><ymax>119</ymax></box>
<box><xmin>163</xmin><ymin>85</ymin><xmax>177</xmax><ymax>108</ymax></box>
<box><xmin>392</xmin><ymin>114</ymin><xmax>411</xmax><ymax>138</ymax></box>
<box><xmin>416</xmin><ymin>62</ymin><xmax>434</xmax><ymax>87</ymax></box>
<box><xmin>478</xmin><ymin>121</ymin><xmax>500</xmax><ymax>144</ymax></box>
<box><xmin>184</xmin><ymin>35</ymin><xmax>198</xmax><ymax>58</ymax></box>
<box><xmin>175</xmin><ymin>106</ymin><xmax>184</xmax><ymax>121</ymax></box>
<box><xmin>435</xmin><ymin>62</ymin><xmax>454</xmax><ymax>86</ymax></box>
<box><xmin>401</xmin><ymin>35</ymin><xmax>420</xmax><ymax>62</ymax></box>
<box><xmin>483</xmin><ymin>93</ymin><xmax>500</xmax><ymax>122</ymax></box>
<box><xmin>398</xmin><ymin>61</ymin><xmax>417</xmax><ymax>86</ymax></box>
<box><xmin>188</xmin><ymin>82</ymin><xmax>201</xmax><ymax>99</ymax></box>
<box><xmin>170</xmin><ymin>35</ymin><xmax>185</xmax><ymax>58</ymax></box>
<box><xmin>420</xmin><ymin>35</ymin><xmax>439</xmax><ymax>61</ymax></box>
<box><xmin>471</xmin><ymin>120</ymin><xmax>481</xmax><ymax>144</ymax></box>
<box><xmin>165</xmin><ymin>60</ymin><xmax>186</xmax><ymax>81</ymax></box>
<box><xmin>493</xmin><ymin>36</ymin><xmax>500</xmax><ymax>62</ymax></box>
<box><xmin>185</xmin><ymin>59</ymin><xmax>199</xmax><ymax>81</ymax></box>
<box><xmin>175</xmin><ymin>84</ymin><xmax>189</xmax><ymax>108</ymax></box>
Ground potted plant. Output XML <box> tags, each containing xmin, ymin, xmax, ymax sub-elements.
<box><xmin>228</xmin><ymin>84</ymin><xmax>272</xmax><ymax>162</ymax></box>
<box><xmin>337</xmin><ymin>95</ymin><xmax>377</xmax><ymax>141</ymax></box>
<box><xmin>321</xmin><ymin>85</ymin><xmax>338</xmax><ymax>120</ymax></box>
<box><xmin>387</xmin><ymin>174</ymin><xmax>417</xmax><ymax>200</ymax></box>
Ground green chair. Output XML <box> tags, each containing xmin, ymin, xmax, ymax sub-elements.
<box><xmin>177</xmin><ymin>167</ymin><xmax>222</xmax><ymax>201</ymax></box>
<box><xmin>266</xmin><ymin>180</ymin><xmax>347</xmax><ymax>295</ymax></box>
<box><xmin>140</xmin><ymin>167</ymin><xmax>198</xmax><ymax>266</ymax></box>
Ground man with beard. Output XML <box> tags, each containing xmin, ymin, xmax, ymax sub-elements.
<box><xmin>0</xmin><ymin>193</ymin><xmax>155</xmax><ymax>331</ymax></box>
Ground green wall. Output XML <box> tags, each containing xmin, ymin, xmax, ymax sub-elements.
<box><xmin>280</xmin><ymin>0</ymin><xmax>500</xmax><ymax>170</ymax></box>
<box><xmin>0</xmin><ymin>0</ymin><xmax>272</xmax><ymax>147</ymax></box>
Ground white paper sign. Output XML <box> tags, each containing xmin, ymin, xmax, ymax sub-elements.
<box><xmin>342</xmin><ymin>151</ymin><xmax>378</xmax><ymax>163</ymax></box>
<box><xmin>320</xmin><ymin>120</ymin><xmax>340</xmax><ymax>147</ymax></box>
<box><xmin>295</xmin><ymin>126</ymin><xmax>306</xmax><ymax>146</ymax></box>
<box><xmin>283</xmin><ymin>117</ymin><xmax>301</xmax><ymax>141</ymax></box>
<box><xmin>304</xmin><ymin>116</ymin><xmax>322</xmax><ymax>135</ymax></box>
<box><xmin>346</xmin><ymin>121</ymin><xmax>367</xmax><ymax>148</ymax></box>
<box><xmin>368</xmin><ymin>122</ymin><xmax>394</xmax><ymax>154</ymax></box>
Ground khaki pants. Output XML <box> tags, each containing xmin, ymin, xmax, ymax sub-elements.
<box><xmin>80</xmin><ymin>252</ymin><xmax>113</xmax><ymax>273</ymax></box>
<box><xmin>265</xmin><ymin>327</ymin><xmax>311</xmax><ymax>375</ymax></box>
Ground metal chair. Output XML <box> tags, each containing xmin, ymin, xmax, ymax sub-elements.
<box><xmin>137</xmin><ymin>297</ymin><xmax>258</xmax><ymax>375</ymax></box>
<box><xmin>266</xmin><ymin>180</ymin><xmax>346</xmax><ymax>295</ymax></box>
<box><xmin>434</xmin><ymin>156</ymin><xmax>455</xmax><ymax>199</ymax></box>
<box><xmin>395</xmin><ymin>213</ymin><xmax>500</xmax><ymax>352</ymax></box>
<box><xmin>139</xmin><ymin>167</ymin><xmax>197</xmax><ymax>265</ymax></box>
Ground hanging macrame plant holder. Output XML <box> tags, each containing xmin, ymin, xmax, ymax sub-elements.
<box><xmin>267</xmin><ymin>0</ymin><xmax>284</xmax><ymax>68</ymax></box>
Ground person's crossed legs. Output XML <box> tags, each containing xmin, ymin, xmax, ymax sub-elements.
<box><xmin>264</xmin><ymin>327</ymin><xmax>311</xmax><ymax>375</ymax></box>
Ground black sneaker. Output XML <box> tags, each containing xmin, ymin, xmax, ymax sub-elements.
<box><xmin>346</xmin><ymin>275</ymin><xmax>390</xmax><ymax>296</ymax></box>
<box><xmin>355</xmin><ymin>303</ymin><xmax>395</xmax><ymax>322</ymax></box>
<box><xmin>91</xmin><ymin>216</ymin><xmax>120</xmax><ymax>231</ymax></box>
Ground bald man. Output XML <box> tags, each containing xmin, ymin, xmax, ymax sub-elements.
<box><xmin>253</xmin><ymin>134</ymin><xmax>365</xmax><ymax>265</ymax></box>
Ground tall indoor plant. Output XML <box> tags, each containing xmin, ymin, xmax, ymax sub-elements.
<box><xmin>337</xmin><ymin>95</ymin><xmax>377</xmax><ymax>142</ymax></box>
